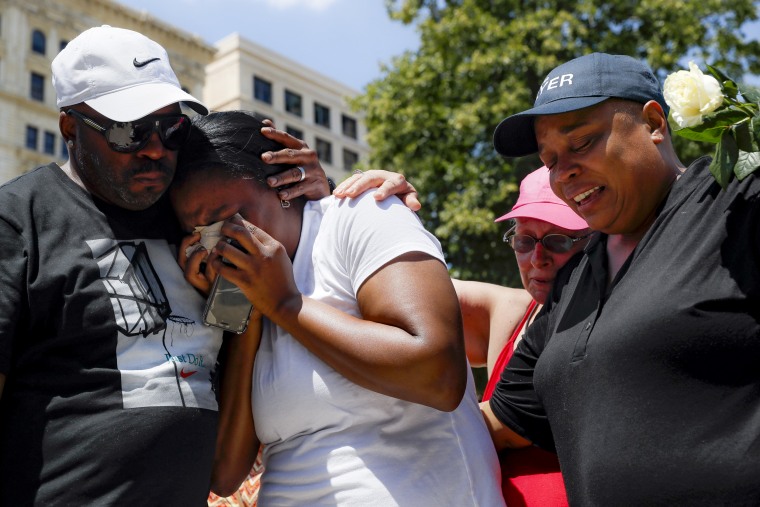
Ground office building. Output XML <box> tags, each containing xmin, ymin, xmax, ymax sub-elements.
<box><xmin>0</xmin><ymin>0</ymin><xmax>367</xmax><ymax>184</ymax></box>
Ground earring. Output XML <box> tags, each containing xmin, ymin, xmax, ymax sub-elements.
<box><xmin>280</xmin><ymin>199</ymin><xmax>291</xmax><ymax>209</ymax></box>
<box><xmin>67</xmin><ymin>140</ymin><xmax>74</xmax><ymax>147</ymax></box>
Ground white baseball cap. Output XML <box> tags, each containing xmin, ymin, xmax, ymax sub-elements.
<box><xmin>52</xmin><ymin>25</ymin><xmax>208</xmax><ymax>122</ymax></box>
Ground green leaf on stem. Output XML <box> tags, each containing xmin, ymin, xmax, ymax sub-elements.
<box><xmin>709</xmin><ymin>130</ymin><xmax>739</xmax><ymax>189</ymax></box>
<box><xmin>739</xmin><ymin>87</ymin><xmax>760</xmax><ymax>103</ymax></box>
<box><xmin>675</xmin><ymin>125</ymin><xmax>726</xmax><ymax>143</ymax></box>
<box><xmin>699</xmin><ymin>107</ymin><xmax>751</xmax><ymax>128</ymax></box>
<box><xmin>735</xmin><ymin>150</ymin><xmax>760</xmax><ymax>180</ymax></box>
<box><xmin>723</xmin><ymin>81</ymin><xmax>739</xmax><ymax>100</ymax></box>
<box><xmin>674</xmin><ymin>109</ymin><xmax>749</xmax><ymax>144</ymax></box>
<box><xmin>733</xmin><ymin>121</ymin><xmax>758</xmax><ymax>152</ymax></box>
<box><xmin>752</xmin><ymin>113</ymin><xmax>760</xmax><ymax>143</ymax></box>
<box><xmin>707</xmin><ymin>64</ymin><xmax>739</xmax><ymax>100</ymax></box>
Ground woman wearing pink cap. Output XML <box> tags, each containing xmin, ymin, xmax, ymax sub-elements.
<box><xmin>454</xmin><ymin>165</ymin><xmax>591</xmax><ymax>506</ymax></box>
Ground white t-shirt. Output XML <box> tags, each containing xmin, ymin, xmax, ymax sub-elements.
<box><xmin>253</xmin><ymin>191</ymin><xmax>504</xmax><ymax>506</ymax></box>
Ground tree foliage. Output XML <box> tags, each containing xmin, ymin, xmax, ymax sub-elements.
<box><xmin>353</xmin><ymin>0</ymin><xmax>760</xmax><ymax>286</ymax></box>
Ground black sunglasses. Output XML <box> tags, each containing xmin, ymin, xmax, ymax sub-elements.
<box><xmin>67</xmin><ymin>109</ymin><xmax>191</xmax><ymax>153</ymax></box>
<box><xmin>503</xmin><ymin>226</ymin><xmax>592</xmax><ymax>254</ymax></box>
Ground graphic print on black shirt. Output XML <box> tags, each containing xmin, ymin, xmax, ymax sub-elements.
<box><xmin>88</xmin><ymin>237</ymin><xmax>218</xmax><ymax>410</ymax></box>
<box><xmin>93</xmin><ymin>240</ymin><xmax>171</xmax><ymax>335</ymax></box>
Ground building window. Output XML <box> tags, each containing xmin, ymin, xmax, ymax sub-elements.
<box><xmin>343</xmin><ymin>149</ymin><xmax>359</xmax><ymax>172</ymax></box>
<box><xmin>285</xmin><ymin>90</ymin><xmax>302</xmax><ymax>117</ymax></box>
<box><xmin>342</xmin><ymin>114</ymin><xmax>358</xmax><ymax>139</ymax></box>
<box><xmin>253</xmin><ymin>76</ymin><xmax>272</xmax><ymax>104</ymax></box>
<box><xmin>25</xmin><ymin>126</ymin><xmax>39</xmax><ymax>150</ymax></box>
<box><xmin>315</xmin><ymin>138</ymin><xmax>332</xmax><ymax>165</ymax></box>
<box><xmin>43</xmin><ymin>131</ymin><xmax>56</xmax><ymax>155</ymax></box>
<box><xmin>286</xmin><ymin>125</ymin><xmax>303</xmax><ymax>141</ymax></box>
<box><xmin>314</xmin><ymin>102</ymin><xmax>331</xmax><ymax>129</ymax></box>
<box><xmin>60</xmin><ymin>39</ymin><xmax>68</xmax><ymax>52</ymax></box>
<box><xmin>32</xmin><ymin>29</ymin><xmax>46</xmax><ymax>55</ymax></box>
<box><xmin>60</xmin><ymin>136</ymin><xmax>69</xmax><ymax>160</ymax></box>
<box><xmin>30</xmin><ymin>72</ymin><xmax>44</xmax><ymax>101</ymax></box>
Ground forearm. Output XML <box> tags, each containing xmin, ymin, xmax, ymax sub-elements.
<box><xmin>270</xmin><ymin>295</ymin><xmax>466</xmax><ymax>411</ymax></box>
<box><xmin>480</xmin><ymin>400</ymin><xmax>532</xmax><ymax>450</ymax></box>
<box><xmin>0</xmin><ymin>373</ymin><xmax>4</xmax><ymax>400</ymax></box>
<box><xmin>453</xmin><ymin>279</ymin><xmax>494</xmax><ymax>367</ymax></box>
<box><xmin>454</xmin><ymin>280</ymin><xmax>533</xmax><ymax>369</ymax></box>
<box><xmin>211</xmin><ymin>322</ymin><xmax>262</xmax><ymax>497</ymax></box>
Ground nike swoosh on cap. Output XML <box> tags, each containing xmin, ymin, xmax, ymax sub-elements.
<box><xmin>133</xmin><ymin>57</ymin><xmax>161</xmax><ymax>68</ymax></box>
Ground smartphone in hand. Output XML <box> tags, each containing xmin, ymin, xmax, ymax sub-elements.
<box><xmin>202</xmin><ymin>238</ymin><xmax>253</xmax><ymax>334</ymax></box>
<box><xmin>203</xmin><ymin>274</ymin><xmax>253</xmax><ymax>334</ymax></box>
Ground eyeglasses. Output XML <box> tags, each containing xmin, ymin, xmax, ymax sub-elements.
<box><xmin>67</xmin><ymin>109</ymin><xmax>191</xmax><ymax>153</ymax></box>
<box><xmin>503</xmin><ymin>226</ymin><xmax>592</xmax><ymax>254</ymax></box>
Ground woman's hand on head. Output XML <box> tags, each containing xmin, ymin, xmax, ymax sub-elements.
<box><xmin>333</xmin><ymin>169</ymin><xmax>421</xmax><ymax>211</ymax></box>
<box><xmin>259</xmin><ymin>119</ymin><xmax>331</xmax><ymax>201</ymax></box>
<box><xmin>208</xmin><ymin>216</ymin><xmax>302</xmax><ymax>318</ymax></box>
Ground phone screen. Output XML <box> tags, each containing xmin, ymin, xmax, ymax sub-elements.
<box><xmin>202</xmin><ymin>274</ymin><xmax>253</xmax><ymax>334</ymax></box>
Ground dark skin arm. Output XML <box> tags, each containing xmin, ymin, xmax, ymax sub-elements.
<box><xmin>0</xmin><ymin>373</ymin><xmax>4</xmax><ymax>400</ymax></box>
<box><xmin>210</xmin><ymin>317</ymin><xmax>263</xmax><ymax>497</ymax></box>
<box><xmin>210</xmin><ymin>217</ymin><xmax>467</xmax><ymax>411</ymax></box>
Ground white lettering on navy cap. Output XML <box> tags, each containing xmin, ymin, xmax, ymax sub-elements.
<box><xmin>538</xmin><ymin>73</ymin><xmax>574</xmax><ymax>96</ymax></box>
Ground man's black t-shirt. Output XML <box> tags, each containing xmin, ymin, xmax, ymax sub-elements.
<box><xmin>490</xmin><ymin>157</ymin><xmax>760</xmax><ymax>506</ymax></box>
<box><xmin>0</xmin><ymin>164</ymin><xmax>224</xmax><ymax>505</ymax></box>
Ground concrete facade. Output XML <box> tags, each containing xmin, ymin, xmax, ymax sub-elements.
<box><xmin>1</xmin><ymin>0</ymin><xmax>366</xmax><ymax>184</ymax></box>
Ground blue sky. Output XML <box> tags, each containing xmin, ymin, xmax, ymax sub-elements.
<box><xmin>114</xmin><ymin>0</ymin><xmax>421</xmax><ymax>92</ymax></box>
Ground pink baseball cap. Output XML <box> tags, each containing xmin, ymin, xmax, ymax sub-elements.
<box><xmin>495</xmin><ymin>166</ymin><xmax>589</xmax><ymax>230</ymax></box>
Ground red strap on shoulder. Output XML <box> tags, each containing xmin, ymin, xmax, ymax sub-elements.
<box><xmin>481</xmin><ymin>299</ymin><xmax>538</xmax><ymax>401</ymax></box>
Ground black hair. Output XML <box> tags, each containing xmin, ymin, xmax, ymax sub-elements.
<box><xmin>175</xmin><ymin>110</ymin><xmax>297</xmax><ymax>188</ymax></box>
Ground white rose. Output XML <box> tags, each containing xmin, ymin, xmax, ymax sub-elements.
<box><xmin>663</xmin><ymin>61</ymin><xmax>724</xmax><ymax>128</ymax></box>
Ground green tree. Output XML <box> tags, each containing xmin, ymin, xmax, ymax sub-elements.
<box><xmin>354</xmin><ymin>0</ymin><xmax>760</xmax><ymax>286</ymax></box>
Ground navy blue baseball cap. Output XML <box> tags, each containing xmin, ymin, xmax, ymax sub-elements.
<box><xmin>493</xmin><ymin>53</ymin><xmax>668</xmax><ymax>157</ymax></box>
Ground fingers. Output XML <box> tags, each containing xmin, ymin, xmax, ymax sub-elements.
<box><xmin>260</xmin><ymin>125</ymin><xmax>313</xmax><ymax>167</ymax></box>
<box><xmin>401</xmin><ymin>193</ymin><xmax>422</xmax><ymax>212</ymax></box>
<box><xmin>334</xmin><ymin>170</ymin><xmax>395</xmax><ymax>197</ymax></box>
<box><xmin>333</xmin><ymin>170</ymin><xmax>406</xmax><ymax>197</ymax></box>
<box><xmin>333</xmin><ymin>170</ymin><xmax>422</xmax><ymax>211</ymax></box>
<box><xmin>278</xmin><ymin>166</ymin><xmax>306</xmax><ymax>184</ymax></box>
<box><xmin>274</xmin><ymin>178</ymin><xmax>330</xmax><ymax>201</ymax></box>
<box><xmin>259</xmin><ymin>125</ymin><xmax>330</xmax><ymax>200</ymax></box>
<box><xmin>182</xmin><ymin>247</ymin><xmax>214</xmax><ymax>295</ymax></box>
<box><xmin>266</xmin><ymin>163</ymin><xmax>330</xmax><ymax>201</ymax></box>
<box><xmin>211</xmin><ymin>218</ymin><xmax>266</xmax><ymax>272</ymax></box>
<box><xmin>260</xmin><ymin>125</ymin><xmax>302</xmax><ymax>150</ymax></box>
<box><xmin>332</xmin><ymin>173</ymin><xmax>364</xmax><ymax>196</ymax></box>
<box><xmin>373</xmin><ymin>177</ymin><xmax>421</xmax><ymax>212</ymax></box>
<box><xmin>178</xmin><ymin>232</ymin><xmax>201</xmax><ymax>269</ymax></box>
<box><xmin>178</xmin><ymin>232</ymin><xmax>216</xmax><ymax>294</ymax></box>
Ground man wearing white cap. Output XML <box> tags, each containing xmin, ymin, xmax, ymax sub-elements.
<box><xmin>0</xmin><ymin>25</ymin><xmax>329</xmax><ymax>505</ymax></box>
